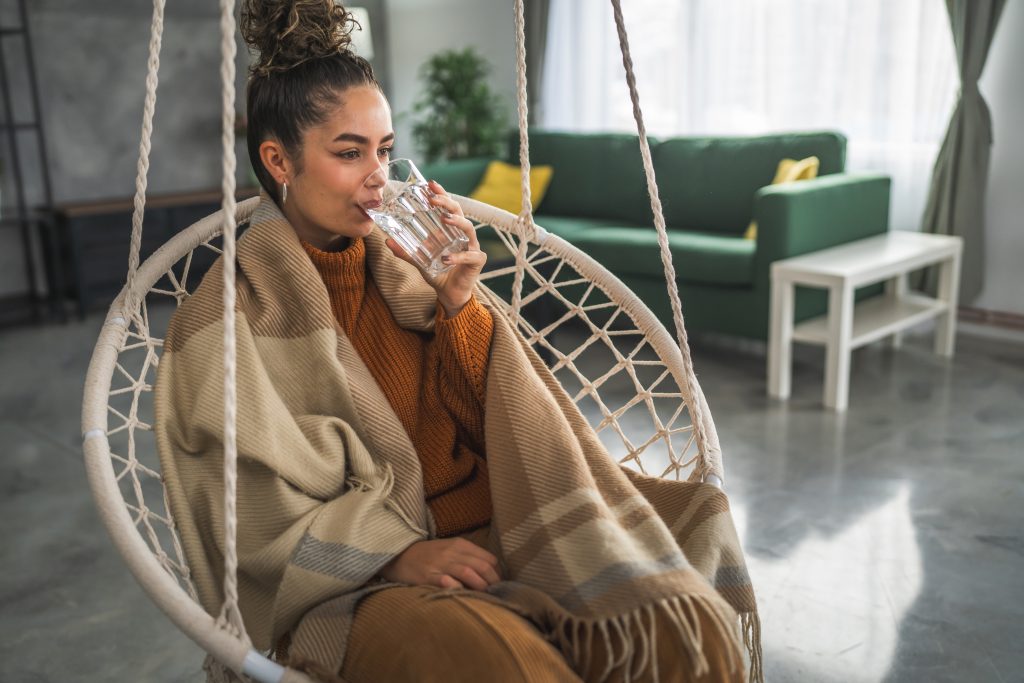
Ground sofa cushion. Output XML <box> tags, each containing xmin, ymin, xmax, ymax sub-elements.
<box><xmin>745</xmin><ymin>156</ymin><xmax>820</xmax><ymax>240</ymax></box>
<box><xmin>470</xmin><ymin>161</ymin><xmax>554</xmax><ymax>213</ymax></box>
<box><xmin>568</xmin><ymin>227</ymin><xmax>756</xmax><ymax>286</ymax></box>
<box><xmin>512</xmin><ymin>130</ymin><xmax>654</xmax><ymax>225</ymax></box>
<box><xmin>653</xmin><ymin>131</ymin><xmax>846</xmax><ymax>235</ymax></box>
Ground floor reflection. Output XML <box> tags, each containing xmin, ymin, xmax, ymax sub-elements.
<box><xmin>733</xmin><ymin>483</ymin><xmax>923</xmax><ymax>682</ymax></box>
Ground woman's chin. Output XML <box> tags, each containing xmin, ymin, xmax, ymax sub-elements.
<box><xmin>356</xmin><ymin>217</ymin><xmax>376</xmax><ymax>236</ymax></box>
<box><xmin>355</xmin><ymin>212</ymin><xmax>377</xmax><ymax>235</ymax></box>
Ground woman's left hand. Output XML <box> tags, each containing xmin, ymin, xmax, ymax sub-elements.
<box><xmin>385</xmin><ymin>180</ymin><xmax>487</xmax><ymax>318</ymax></box>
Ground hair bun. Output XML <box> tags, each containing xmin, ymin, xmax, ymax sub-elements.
<box><xmin>241</xmin><ymin>0</ymin><xmax>359</xmax><ymax>77</ymax></box>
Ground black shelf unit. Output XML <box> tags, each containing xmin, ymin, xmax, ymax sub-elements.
<box><xmin>56</xmin><ymin>187</ymin><xmax>261</xmax><ymax>318</ymax></box>
<box><xmin>0</xmin><ymin>0</ymin><xmax>62</xmax><ymax>325</ymax></box>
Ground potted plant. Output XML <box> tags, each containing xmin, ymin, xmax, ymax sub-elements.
<box><xmin>410</xmin><ymin>47</ymin><xmax>508</xmax><ymax>163</ymax></box>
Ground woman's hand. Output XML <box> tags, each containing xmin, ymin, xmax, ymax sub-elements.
<box><xmin>378</xmin><ymin>538</ymin><xmax>501</xmax><ymax>590</ymax></box>
<box><xmin>385</xmin><ymin>180</ymin><xmax>486</xmax><ymax>318</ymax></box>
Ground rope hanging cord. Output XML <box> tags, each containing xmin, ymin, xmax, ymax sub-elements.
<box><xmin>122</xmin><ymin>0</ymin><xmax>250</xmax><ymax>648</ymax></box>
<box><xmin>123</xmin><ymin>0</ymin><xmax>166</xmax><ymax>322</ymax></box>
<box><xmin>215</xmin><ymin>0</ymin><xmax>248</xmax><ymax>644</ymax></box>
<box><xmin>508</xmin><ymin>0</ymin><xmax>717</xmax><ymax>476</ymax></box>
<box><xmin>509</xmin><ymin>0</ymin><xmax>534</xmax><ymax>330</ymax></box>
<box><xmin>606</xmin><ymin>0</ymin><xmax>712</xmax><ymax>467</ymax></box>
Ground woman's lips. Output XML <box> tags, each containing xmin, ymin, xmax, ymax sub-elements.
<box><xmin>359</xmin><ymin>199</ymin><xmax>381</xmax><ymax>220</ymax></box>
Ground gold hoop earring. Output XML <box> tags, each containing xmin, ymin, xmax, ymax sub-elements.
<box><xmin>281</xmin><ymin>181</ymin><xmax>288</xmax><ymax>205</ymax></box>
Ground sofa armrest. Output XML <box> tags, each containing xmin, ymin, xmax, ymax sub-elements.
<box><xmin>751</xmin><ymin>172</ymin><xmax>891</xmax><ymax>287</ymax></box>
<box><xmin>418</xmin><ymin>157</ymin><xmax>494</xmax><ymax>196</ymax></box>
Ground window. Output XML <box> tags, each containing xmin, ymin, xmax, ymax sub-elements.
<box><xmin>541</xmin><ymin>0</ymin><xmax>958</xmax><ymax>231</ymax></box>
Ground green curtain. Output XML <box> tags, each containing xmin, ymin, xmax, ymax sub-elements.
<box><xmin>921</xmin><ymin>0</ymin><xmax>1006</xmax><ymax>302</ymax></box>
<box><xmin>525</xmin><ymin>0</ymin><xmax>550</xmax><ymax>125</ymax></box>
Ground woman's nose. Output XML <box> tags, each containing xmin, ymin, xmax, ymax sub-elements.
<box><xmin>363</xmin><ymin>160</ymin><xmax>387</xmax><ymax>188</ymax></box>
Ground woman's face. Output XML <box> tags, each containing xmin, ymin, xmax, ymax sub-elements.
<box><xmin>265</xmin><ymin>84</ymin><xmax>394</xmax><ymax>250</ymax></box>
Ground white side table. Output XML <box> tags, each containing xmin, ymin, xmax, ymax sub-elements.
<box><xmin>768</xmin><ymin>232</ymin><xmax>962</xmax><ymax>411</ymax></box>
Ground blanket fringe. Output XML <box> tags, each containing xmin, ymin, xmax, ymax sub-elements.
<box><xmin>354</xmin><ymin>462</ymin><xmax>432</xmax><ymax>538</ymax></box>
<box><xmin>741</xmin><ymin>611</ymin><xmax>764</xmax><ymax>683</ymax></box>
<box><xmin>346</xmin><ymin>461</ymin><xmax>394</xmax><ymax>496</ymax></box>
<box><xmin>545</xmin><ymin>593</ymin><xmax>743</xmax><ymax>683</ymax></box>
<box><xmin>349</xmin><ymin>464</ymin><xmax>431</xmax><ymax>538</ymax></box>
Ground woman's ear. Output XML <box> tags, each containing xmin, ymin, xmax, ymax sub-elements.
<box><xmin>259</xmin><ymin>139</ymin><xmax>291</xmax><ymax>185</ymax></box>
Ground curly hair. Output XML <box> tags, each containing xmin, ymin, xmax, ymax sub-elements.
<box><xmin>241</xmin><ymin>0</ymin><xmax>358</xmax><ymax>77</ymax></box>
<box><xmin>240</xmin><ymin>0</ymin><xmax>382</xmax><ymax>201</ymax></box>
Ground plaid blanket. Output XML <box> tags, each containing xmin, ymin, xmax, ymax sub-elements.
<box><xmin>155</xmin><ymin>193</ymin><xmax>762</xmax><ymax>681</ymax></box>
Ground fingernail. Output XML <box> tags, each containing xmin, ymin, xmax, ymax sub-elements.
<box><xmin>442</xmin><ymin>255</ymin><xmax>453</xmax><ymax>265</ymax></box>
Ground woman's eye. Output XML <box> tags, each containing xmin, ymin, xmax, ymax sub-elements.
<box><xmin>339</xmin><ymin>150</ymin><xmax>360</xmax><ymax>160</ymax></box>
<box><xmin>378</xmin><ymin>146</ymin><xmax>393</xmax><ymax>158</ymax></box>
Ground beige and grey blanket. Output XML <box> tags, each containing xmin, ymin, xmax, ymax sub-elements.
<box><xmin>154</xmin><ymin>193</ymin><xmax>761</xmax><ymax>681</ymax></box>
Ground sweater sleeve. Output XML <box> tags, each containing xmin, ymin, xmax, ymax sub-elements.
<box><xmin>433</xmin><ymin>293</ymin><xmax>494</xmax><ymax>405</ymax></box>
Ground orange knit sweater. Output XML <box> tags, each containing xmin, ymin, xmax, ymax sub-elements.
<box><xmin>302</xmin><ymin>237</ymin><xmax>493</xmax><ymax>537</ymax></box>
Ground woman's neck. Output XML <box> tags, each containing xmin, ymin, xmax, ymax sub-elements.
<box><xmin>282</xmin><ymin>201</ymin><xmax>352</xmax><ymax>252</ymax></box>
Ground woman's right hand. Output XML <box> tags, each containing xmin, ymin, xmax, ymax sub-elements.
<box><xmin>378</xmin><ymin>538</ymin><xmax>501</xmax><ymax>590</ymax></box>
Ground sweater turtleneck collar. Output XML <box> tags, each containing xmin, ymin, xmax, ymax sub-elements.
<box><xmin>300</xmin><ymin>237</ymin><xmax>367</xmax><ymax>334</ymax></box>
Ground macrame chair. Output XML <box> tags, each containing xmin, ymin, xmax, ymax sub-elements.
<box><xmin>81</xmin><ymin>0</ymin><xmax>762</xmax><ymax>681</ymax></box>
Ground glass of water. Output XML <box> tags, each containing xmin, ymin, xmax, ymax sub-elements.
<box><xmin>364</xmin><ymin>158</ymin><xmax>469</xmax><ymax>277</ymax></box>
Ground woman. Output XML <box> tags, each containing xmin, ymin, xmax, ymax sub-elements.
<box><xmin>154</xmin><ymin>2</ymin><xmax>751</xmax><ymax>682</ymax></box>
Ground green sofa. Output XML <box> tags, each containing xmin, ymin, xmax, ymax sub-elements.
<box><xmin>421</xmin><ymin>129</ymin><xmax>890</xmax><ymax>340</ymax></box>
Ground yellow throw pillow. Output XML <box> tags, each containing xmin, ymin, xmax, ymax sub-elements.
<box><xmin>469</xmin><ymin>160</ymin><xmax>554</xmax><ymax>214</ymax></box>
<box><xmin>744</xmin><ymin>156</ymin><xmax>820</xmax><ymax>240</ymax></box>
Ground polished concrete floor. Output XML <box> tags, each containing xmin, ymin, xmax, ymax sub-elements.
<box><xmin>1</xmin><ymin>305</ymin><xmax>1022</xmax><ymax>682</ymax></box>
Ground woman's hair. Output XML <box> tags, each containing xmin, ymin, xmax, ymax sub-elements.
<box><xmin>240</xmin><ymin>0</ymin><xmax>382</xmax><ymax>200</ymax></box>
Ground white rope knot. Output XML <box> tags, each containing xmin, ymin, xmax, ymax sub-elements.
<box><xmin>532</xmin><ymin>223</ymin><xmax>550</xmax><ymax>245</ymax></box>
<box><xmin>215</xmin><ymin>610</ymin><xmax>248</xmax><ymax>643</ymax></box>
<box><xmin>513</xmin><ymin>210</ymin><xmax>538</xmax><ymax>241</ymax></box>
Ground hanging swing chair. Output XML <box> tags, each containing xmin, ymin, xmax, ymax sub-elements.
<box><xmin>81</xmin><ymin>1</ymin><xmax>762</xmax><ymax>681</ymax></box>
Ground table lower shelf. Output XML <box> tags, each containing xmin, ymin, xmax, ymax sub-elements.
<box><xmin>792</xmin><ymin>293</ymin><xmax>947</xmax><ymax>348</ymax></box>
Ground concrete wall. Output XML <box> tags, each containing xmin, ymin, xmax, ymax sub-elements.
<box><xmin>0</xmin><ymin>1</ymin><xmax>249</xmax><ymax>297</ymax></box>
<box><xmin>0</xmin><ymin>0</ymin><xmax>390</xmax><ymax>299</ymax></box>
<box><xmin>976</xmin><ymin>0</ymin><xmax>1024</xmax><ymax>315</ymax></box>
<box><xmin>384</xmin><ymin>0</ymin><xmax>517</xmax><ymax>166</ymax></box>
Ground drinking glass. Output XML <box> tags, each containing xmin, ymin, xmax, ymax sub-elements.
<box><xmin>364</xmin><ymin>158</ymin><xmax>469</xmax><ymax>277</ymax></box>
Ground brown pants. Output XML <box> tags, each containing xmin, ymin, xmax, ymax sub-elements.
<box><xmin>340</xmin><ymin>584</ymin><xmax>742</xmax><ymax>682</ymax></box>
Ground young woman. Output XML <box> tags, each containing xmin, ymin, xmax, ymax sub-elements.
<box><xmin>154</xmin><ymin>2</ymin><xmax>749</xmax><ymax>681</ymax></box>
